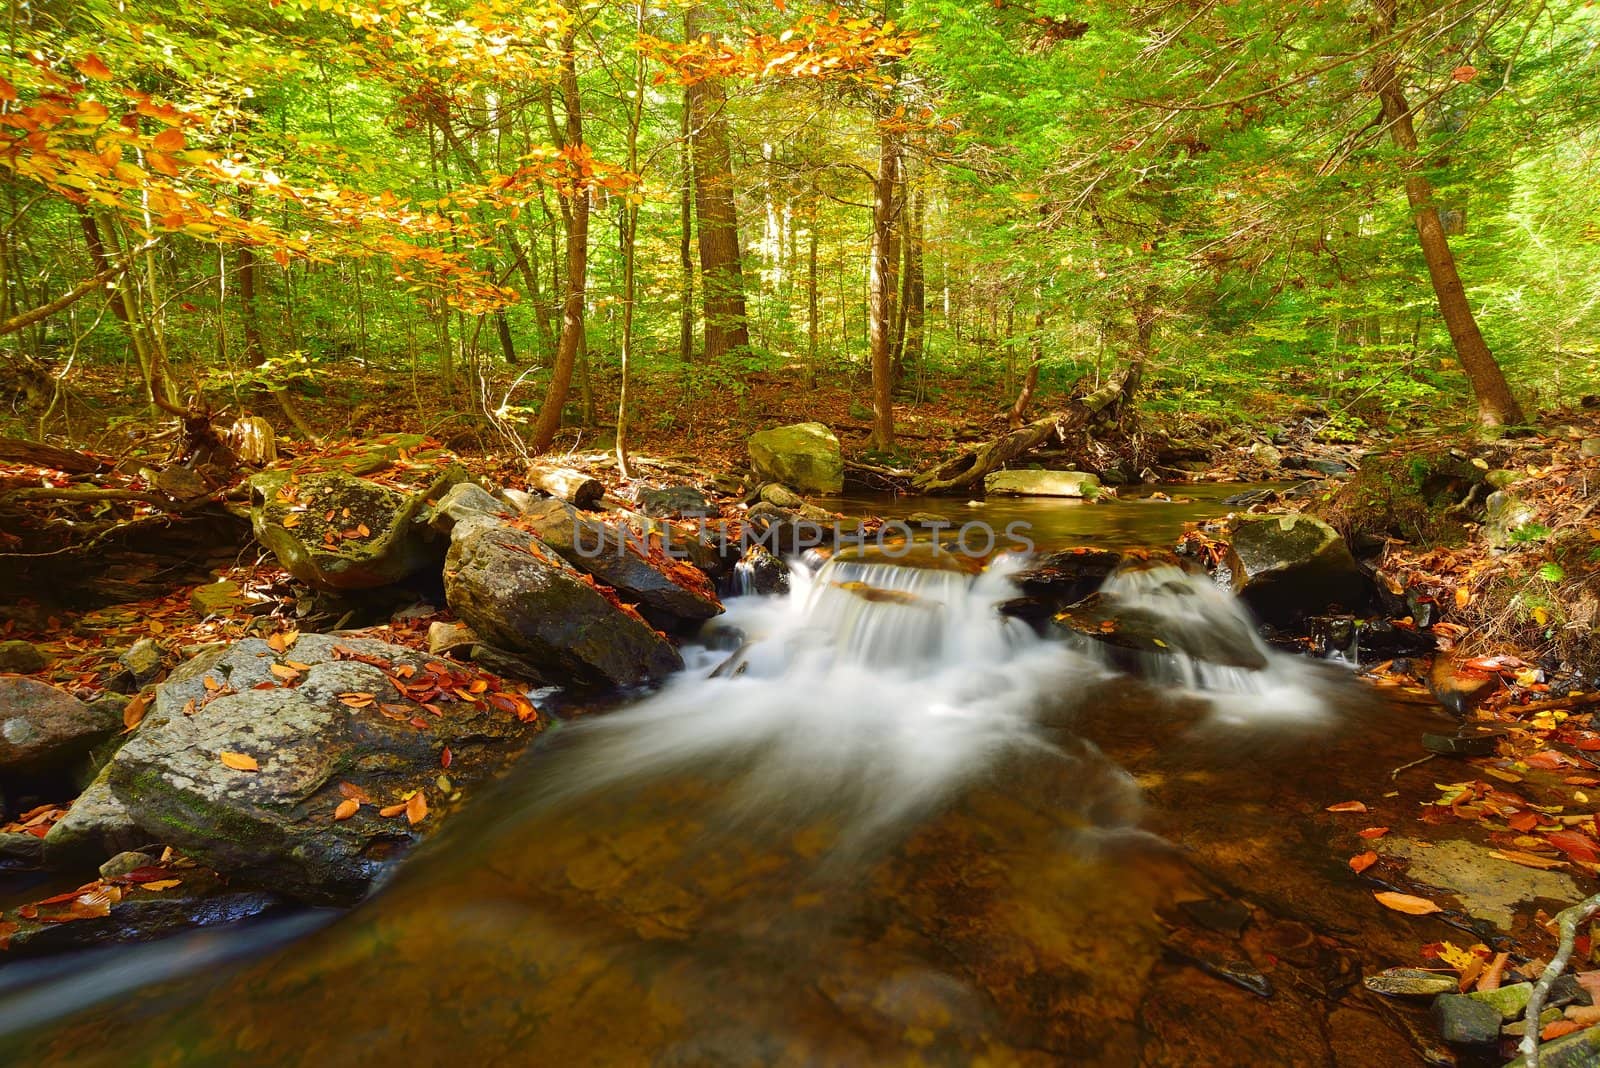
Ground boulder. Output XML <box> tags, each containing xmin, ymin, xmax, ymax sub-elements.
<box><xmin>43</xmin><ymin>764</ymin><xmax>150</xmax><ymax>867</ymax></box>
<box><xmin>1221</xmin><ymin>512</ymin><xmax>1368</xmax><ymax>625</ymax></box>
<box><xmin>746</xmin><ymin>422</ymin><xmax>843</xmax><ymax>495</ymax></box>
<box><xmin>0</xmin><ymin>639</ymin><xmax>47</xmax><ymax>674</ymax></box>
<box><xmin>426</xmin><ymin>481</ymin><xmax>510</xmax><ymax>533</ymax></box>
<box><xmin>0</xmin><ymin>678</ymin><xmax>122</xmax><ymax>774</ymax></box>
<box><xmin>95</xmin><ymin>634</ymin><xmax>534</xmax><ymax>904</ymax></box>
<box><xmin>637</xmin><ymin>485</ymin><xmax>712</xmax><ymax>519</ymax></box>
<box><xmin>515</xmin><ymin>499</ymin><xmax>723</xmax><ymax>628</ymax></box>
<box><xmin>984</xmin><ymin>469</ymin><xmax>1101</xmax><ymax>499</ymax></box>
<box><xmin>249</xmin><ymin>465</ymin><xmax>469</xmax><ymax>591</ymax></box>
<box><xmin>445</xmin><ymin>514</ymin><xmax>684</xmax><ymax>689</ymax></box>
<box><xmin>1248</xmin><ymin>442</ymin><xmax>1283</xmax><ymax>468</ymax></box>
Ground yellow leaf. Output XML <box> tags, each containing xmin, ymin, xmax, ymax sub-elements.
<box><xmin>141</xmin><ymin>879</ymin><xmax>182</xmax><ymax>891</ymax></box>
<box><xmin>1533</xmin><ymin>606</ymin><xmax>1550</xmax><ymax>626</ymax></box>
<box><xmin>1374</xmin><ymin>891</ymin><xmax>1443</xmax><ymax>915</ymax></box>
<box><xmin>1455</xmin><ymin>586</ymin><xmax>1471</xmax><ymax>609</ymax></box>
<box><xmin>219</xmin><ymin>751</ymin><xmax>259</xmax><ymax>771</ymax></box>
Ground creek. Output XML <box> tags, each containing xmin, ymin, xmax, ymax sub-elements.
<box><xmin>0</xmin><ymin>486</ymin><xmax>1454</xmax><ymax>1066</ymax></box>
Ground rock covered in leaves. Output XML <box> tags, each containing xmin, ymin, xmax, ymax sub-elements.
<box><xmin>516</xmin><ymin>499</ymin><xmax>722</xmax><ymax>629</ymax></box>
<box><xmin>96</xmin><ymin>634</ymin><xmax>537</xmax><ymax>905</ymax></box>
<box><xmin>0</xmin><ymin>677</ymin><xmax>122</xmax><ymax>774</ymax></box>
<box><xmin>444</xmin><ymin>514</ymin><xmax>683</xmax><ymax>689</ymax></box>
<box><xmin>248</xmin><ymin>465</ymin><xmax>470</xmax><ymax>591</ymax></box>
<box><xmin>1220</xmin><ymin>512</ymin><xmax>1369</xmax><ymax>626</ymax></box>
<box><xmin>746</xmin><ymin>422</ymin><xmax>843</xmax><ymax>495</ymax></box>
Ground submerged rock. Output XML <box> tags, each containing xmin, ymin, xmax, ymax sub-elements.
<box><xmin>249</xmin><ymin>466</ymin><xmax>469</xmax><ymax>591</ymax></box>
<box><xmin>445</xmin><ymin>514</ymin><xmax>683</xmax><ymax>689</ymax></box>
<box><xmin>984</xmin><ymin>469</ymin><xmax>1100</xmax><ymax>499</ymax></box>
<box><xmin>95</xmin><ymin>634</ymin><xmax>535</xmax><ymax>904</ymax></box>
<box><xmin>1431</xmin><ymin>992</ymin><xmax>1502</xmax><ymax>1045</ymax></box>
<box><xmin>637</xmin><ymin>485</ymin><xmax>712</xmax><ymax>519</ymax></box>
<box><xmin>1222</xmin><ymin>512</ymin><xmax>1368</xmax><ymax>625</ymax></box>
<box><xmin>747</xmin><ymin>422</ymin><xmax>843</xmax><ymax>495</ymax></box>
<box><xmin>1381</xmin><ymin>837</ymin><xmax>1581</xmax><ymax>930</ymax></box>
<box><xmin>0</xmin><ymin>678</ymin><xmax>122</xmax><ymax>774</ymax></box>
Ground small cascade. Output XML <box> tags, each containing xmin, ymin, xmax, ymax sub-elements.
<box><xmin>556</xmin><ymin>552</ymin><xmax>1095</xmax><ymax>846</ymax></box>
<box><xmin>1066</xmin><ymin>563</ymin><xmax>1329</xmax><ymax>723</ymax></box>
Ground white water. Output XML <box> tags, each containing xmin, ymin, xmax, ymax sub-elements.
<box><xmin>1082</xmin><ymin>564</ymin><xmax>1332</xmax><ymax>726</ymax></box>
<box><xmin>554</xmin><ymin>554</ymin><xmax>1330</xmax><ymax>851</ymax></box>
<box><xmin>560</xmin><ymin>554</ymin><xmax>1095</xmax><ymax>847</ymax></box>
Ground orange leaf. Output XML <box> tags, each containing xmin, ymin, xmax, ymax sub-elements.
<box><xmin>123</xmin><ymin>691</ymin><xmax>151</xmax><ymax>730</ymax></box>
<box><xmin>152</xmin><ymin>127</ymin><xmax>185</xmax><ymax>152</ymax></box>
<box><xmin>405</xmin><ymin>791</ymin><xmax>428</xmax><ymax>825</ymax></box>
<box><xmin>337</xmin><ymin>781</ymin><xmax>372</xmax><ymax>802</ymax></box>
<box><xmin>1491</xmin><ymin>849</ymin><xmax>1567</xmax><ymax>870</ymax></box>
<box><xmin>1374</xmin><ymin>891</ymin><xmax>1443</xmax><ymax>915</ymax></box>
<box><xmin>0</xmin><ymin>78</ymin><xmax>15</xmax><ymax>101</ymax></box>
<box><xmin>1359</xmin><ymin>826</ymin><xmax>1390</xmax><ymax>839</ymax></box>
<box><xmin>378</xmin><ymin>802</ymin><xmax>407</xmax><ymax>817</ymax></box>
<box><xmin>1350</xmin><ymin>851</ymin><xmax>1378</xmax><ymax>873</ymax></box>
<box><xmin>75</xmin><ymin>54</ymin><xmax>114</xmax><ymax>80</ymax></box>
<box><xmin>141</xmin><ymin>879</ymin><xmax>182</xmax><ymax>891</ymax></box>
<box><xmin>440</xmin><ymin>746</ymin><xmax>452</xmax><ymax>768</ymax></box>
<box><xmin>333</xmin><ymin>798</ymin><xmax>359</xmax><ymax>821</ymax></box>
<box><xmin>203</xmin><ymin>675</ymin><xmax>221</xmax><ymax>691</ymax></box>
<box><xmin>1509</xmin><ymin>811</ymin><xmax>1540</xmax><ymax>833</ymax></box>
<box><xmin>269</xmin><ymin>663</ymin><xmax>300</xmax><ymax>681</ymax></box>
<box><xmin>1327</xmin><ymin>800</ymin><xmax>1368</xmax><ymax>813</ymax></box>
<box><xmin>219</xmin><ymin>751</ymin><xmax>259</xmax><ymax>772</ymax></box>
<box><xmin>1543</xmin><ymin>1020</ymin><xmax>1581</xmax><ymax>1041</ymax></box>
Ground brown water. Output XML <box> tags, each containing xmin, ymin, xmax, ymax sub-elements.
<box><xmin>0</xmin><ymin>487</ymin><xmax>1463</xmax><ymax>1067</ymax></box>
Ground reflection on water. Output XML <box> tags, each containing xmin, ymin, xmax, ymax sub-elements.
<box><xmin>0</xmin><ymin>507</ymin><xmax>1450</xmax><ymax>1067</ymax></box>
<box><xmin>834</xmin><ymin>483</ymin><xmax>1295</xmax><ymax>553</ymax></box>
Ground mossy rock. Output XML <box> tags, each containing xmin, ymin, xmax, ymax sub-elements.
<box><xmin>1317</xmin><ymin>447</ymin><xmax>1493</xmax><ymax>548</ymax></box>
<box><xmin>249</xmin><ymin>465</ymin><xmax>469</xmax><ymax>591</ymax></box>
<box><xmin>747</xmin><ymin>422</ymin><xmax>843</xmax><ymax>495</ymax></box>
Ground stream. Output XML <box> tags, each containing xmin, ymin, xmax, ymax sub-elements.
<box><xmin>0</xmin><ymin>486</ymin><xmax>1459</xmax><ymax>1066</ymax></box>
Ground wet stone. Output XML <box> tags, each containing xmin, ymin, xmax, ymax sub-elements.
<box><xmin>1422</xmin><ymin>727</ymin><xmax>1508</xmax><ymax>757</ymax></box>
<box><xmin>1431</xmin><ymin>992</ymin><xmax>1503</xmax><ymax>1045</ymax></box>
<box><xmin>1362</xmin><ymin>968</ymin><xmax>1458</xmax><ymax>998</ymax></box>
<box><xmin>99</xmin><ymin>850</ymin><xmax>158</xmax><ymax>880</ymax></box>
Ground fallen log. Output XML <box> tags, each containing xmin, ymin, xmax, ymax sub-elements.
<box><xmin>0</xmin><ymin>436</ymin><xmax>106</xmax><ymax>475</ymax></box>
<box><xmin>911</xmin><ymin>370</ymin><xmax>1133</xmax><ymax>495</ymax></box>
<box><xmin>527</xmin><ymin>463</ymin><xmax>604</xmax><ymax>509</ymax></box>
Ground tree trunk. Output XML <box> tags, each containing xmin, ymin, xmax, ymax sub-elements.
<box><xmin>616</xmin><ymin>0</ymin><xmax>647</xmax><ymax>480</ymax></box>
<box><xmin>685</xmin><ymin>4</ymin><xmax>750</xmax><ymax>361</ymax></box>
<box><xmin>894</xmin><ymin>176</ymin><xmax>925</xmax><ymax>386</ymax></box>
<box><xmin>1008</xmin><ymin>306</ymin><xmax>1045</xmax><ymax>428</ymax></box>
<box><xmin>677</xmin><ymin>100</ymin><xmax>696</xmax><ymax>363</ymax></box>
<box><xmin>1370</xmin><ymin>0</ymin><xmax>1523</xmax><ymax>428</ymax></box>
<box><xmin>528</xmin><ymin>29</ymin><xmax>588</xmax><ymax>454</ymax></box>
<box><xmin>867</xmin><ymin>124</ymin><xmax>900</xmax><ymax>452</ymax></box>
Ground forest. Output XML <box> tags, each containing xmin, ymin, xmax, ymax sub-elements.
<box><xmin>2</xmin><ymin>0</ymin><xmax>1600</xmax><ymax>1065</ymax></box>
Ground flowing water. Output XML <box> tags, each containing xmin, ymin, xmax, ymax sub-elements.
<box><xmin>0</xmin><ymin>497</ymin><xmax>1457</xmax><ymax>1067</ymax></box>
